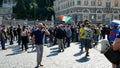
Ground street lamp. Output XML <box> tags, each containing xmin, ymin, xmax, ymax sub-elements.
<box><xmin>51</xmin><ymin>15</ymin><xmax>54</xmax><ymax>26</ymax></box>
<box><xmin>95</xmin><ymin>0</ymin><xmax>97</xmax><ymax>23</ymax></box>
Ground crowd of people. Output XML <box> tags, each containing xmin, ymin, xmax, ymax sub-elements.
<box><xmin>0</xmin><ymin>21</ymin><xmax>120</xmax><ymax>68</ymax></box>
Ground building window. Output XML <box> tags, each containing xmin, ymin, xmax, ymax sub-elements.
<box><xmin>0</xmin><ymin>0</ymin><xmax>3</xmax><ymax>7</ymax></box>
<box><xmin>97</xmin><ymin>15</ymin><xmax>102</xmax><ymax>21</ymax></box>
<box><xmin>77</xmin><ymin>0</ymin><xmax>81</xmax><ymax>5</ymax></box>
<box><xmin>70</xmin><ymin>1</ymin><xmax>72</xmax><ymax>6</ymax></box>
<box><xmin>98</xmin><ymin>16</ymin><xmax>102</xmax><ymax>19</ymax></box>
<box><xmin>114</xmin><ymin>16</ymin><xmax>118</xmax><ymax>19</ymax></box>
<box><xmin>72</xmin><ymin>1</ymin><xmax>75</xmax><ymax>6</ymax></box>
<box><xmin>3</xmin><ymin>0</ymin><xmax>7</xmax><ymax>3</ymax></box>
<box><xmin>98</xmin><ymin>0</ymin><xmax>102</xmax><ymax>6</ymax></box>
<box><xmin>113</xmin><ymin>10</ymin><xmax>119</xmax><ymax>13</ymax></box>
<box><xmin>91</xmin><ymin>1</ymin><xmax>95</xmax><ymax>6</ymax></box>
<box><xmin>83</xmin><ymin>9</ymin><xmax>89</xmax><ymax>13</ymax></box>
<box><xmin>68</xmin><ymin>2</ymin><xmax>70</xmax><ymax>7</ymax></box>
<box><xmin>106</xmin><ymin>2</ymin><xmax>111</xmax><ymax>8</ymax></box>
<box><xmin>114</xmin><ymin>1</ymin><xmax>118</xmax><ymax>7</ymax></box>
<box><xmin>84</xmin><ymin>0</ymin><xmax>88</xmax><ymax>6</ymax></box>
<box><xmin>97</xmin><ymin>10</ymin><xmax>102</xmax><ymax>13</ymax></box>
<box><xmin>84</xmin><ymin>15</ymin><xmax>88</xmax><ymax>20</ymax></box>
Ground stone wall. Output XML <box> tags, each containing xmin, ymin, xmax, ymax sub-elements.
<box><xmin>2</xmin><ymin>20</ymin><xmax>53</xmax><ymax>26</ymax></box>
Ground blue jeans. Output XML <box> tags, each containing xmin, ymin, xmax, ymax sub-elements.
<box><xmin>18</xmin><ymin>36</ymin><xmax>22</xmax><ymax>45</ymax></box>
<box><xmin>80</xmin><ymin>38</ymin><xmax>84</xmax><ymax>50</ymax></box>
<box><xmin>10</xmin><ymin>35</ymin><xmax>13</xmax><ymax>44</ymax></box>
<box><xmin>93</xmin><ymin>34</ymin><xmax>99</xmax><ymax>43</ymax></box>
<box><xmin>75</xmin><ymin>33</ymin><xmax>79</xmax><ymax>42</ymax></box>
<box><xmin>53</xmin><ymin>37</ymin><xmax>57</xmax><ymax>45</ymax></box>
<box><xmin>1</xmin><ymin>38</ymin><xmax>6</xmax><ymax>49</ymax></box>
<box><xmin>66</xmin><ymin>37</ymin><xmax>71</xmax><ymax>47</ymax></box>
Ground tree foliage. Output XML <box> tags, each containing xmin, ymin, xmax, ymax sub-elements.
<box><xmin>13</xmin><ymin>0</ymin><xmax>55</xmax><ymax>20</ymax></box>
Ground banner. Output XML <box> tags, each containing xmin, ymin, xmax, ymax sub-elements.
<box><xmin>59</xmin><ymin>15</ymin><xmax>72</xmax><ymax>23</ymax></box>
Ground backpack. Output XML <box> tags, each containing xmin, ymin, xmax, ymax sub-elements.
<box><xmin>83</xmin><ymin>28</ymin><xmax>92</xmax><ymax>39</ymax></box>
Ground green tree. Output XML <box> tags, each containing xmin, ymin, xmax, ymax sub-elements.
<box><xmin>14</xmin><ymin>0</ymin><xmax>27</xmax><ymax>19</ymax></box>
<box><xmin>29</xmin><ymin>0</ymin><xmax>38</xmax><ymax>20</ymax></box>
<box><xmin>14</xmin><ymin>0</ymin><xmax>55</xmax><ymax>20</ymax></box>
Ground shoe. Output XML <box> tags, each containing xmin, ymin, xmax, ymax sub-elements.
<box><xmin>85</xmin><ymin>52</ymin><xmax>89</xmax><ymax>57</ymax></box>
<box><xmin>2</xmin><ymin>48</ymin><xmax>7</xmax><ymax>50</ymax></box>
<box><xmin>58</xmin><ymin>50</ymin><xmax>61</xmax><ymax>52</ymax></box>
<box><xmin>35</xmin><ymin>65</ymin><xmax>39</xmax><ymax>68</ymax></box>
<box><xmin>40</xmin><ymin>64</ymin><xmax>44</xmax><ymax>66</ymax></box>
<box><xmin>85</xmin><ymin>54</ymin><xmax>89</xmax><ymax>56</ymax></box>
<box><xmin>25</xmin><ymin>49</ymin><xmax>27</xmax><ymax>51</ymax></box>
<box><xmin>62</xmin><ymin>50</ymin><xmax>64</xmax><ymax>52</ymax></box>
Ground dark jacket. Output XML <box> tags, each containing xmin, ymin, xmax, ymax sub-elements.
<box><xmin>55</xmin><ymin>28</ymin><xmax>66</xmax><ymax>39</ymax></box>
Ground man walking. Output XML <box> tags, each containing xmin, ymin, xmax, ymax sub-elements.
<box><xmin>82</xmin><ymin>24</ymin><xmax>93</xmax><ymax>56</ymax></box>
<box><xmin>1</xmin><ymin>25</ymin><xmax>7</xmax><ymax>50</ymax></box>
<box><xmin>17</xmin><ymin>25</ymin><xmax>22</xmax><ymax>46</ymax></box>
<box><xmin>54</xmin><ymin>24</ymin><xmax>66</xmax><ymax>52</ymax></box>
<box><xmin>65</xmin><ymin>24</ymin><xmax>72</xmax><ymax>47</ymax></box>
<box><xmin>79</xmin><ymin>24</ymin><xmax>85</xmax><ymax>51</ymax></box>
<box><xmin>32</xmin><ymin>23</ymin><xmax>50</xmax><ymax>67</ymax></box>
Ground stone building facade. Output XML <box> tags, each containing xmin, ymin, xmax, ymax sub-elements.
<box><xmin>54</xmin><ymin>0</ymin><xmax>120</xmax><ymax>24</ymax></box>
<box><xmin>0</xmin><ymin>0</ymin><xmax>15</xmax><ymax>20</ymax></box>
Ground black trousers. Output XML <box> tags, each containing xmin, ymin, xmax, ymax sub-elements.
<box><xmin>22</xmin><ymin>36</ymin><xmax>28</xmax><ymax>51</ymax></box>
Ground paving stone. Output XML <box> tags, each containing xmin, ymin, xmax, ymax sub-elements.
<box><xmin>0</xmin><ymin>41</ymin><xmax>111</xmax><ymax>68</ymax></box>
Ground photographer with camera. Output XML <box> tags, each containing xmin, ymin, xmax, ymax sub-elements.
<box><xmin>112</xmin><ymin>31</ymin><xmax>120</xmax><ymax>68</ymax></box>
<box><xmin>32</xmin><ymin>23</ymin><xmax>50</xmax><ymax>67</ymax></box>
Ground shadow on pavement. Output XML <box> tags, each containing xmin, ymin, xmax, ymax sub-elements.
<box><xmin>74</xmin><ymin>50</ymin><xmax>84</xmax><ymax>56</ymax></box>
<box><xmin>76</xmin><ymin>56</ymin><xmax>90</xmax><ymax>63</ymax></box>
<box><xmin>50</xmin><ymin>47</ymin><xmax>58</xmax><ymax>50</ymax></box>
<box><xmin>6</xmin><ymin>45</ymin><xmax>23</xmax><ymax>56</ymax></box>
<box><xmin>34</xmin><ymin>66</ymin><xmax>39</xmax><ymax>68</ymax></box>
<box><xmin>47</xmin><ymin>47</ymin><xmax>58</xmax><ymax>57</ymax></box>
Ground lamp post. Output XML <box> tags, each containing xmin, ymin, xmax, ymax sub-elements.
<box><xmin>95</xmin><ymin>0</ymin><xmax>97</xmax><ymax>24</ymax></box>
<box><xmin>51</xmin><ymin>15</ymin><xmax>54</xmax><ymax>26</ymax></box>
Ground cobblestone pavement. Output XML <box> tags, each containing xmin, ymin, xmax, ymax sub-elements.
<box><xmin>0</xmin><ymin>41</ymin><xmax>112</xmax><ymax>68</ymax></box>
